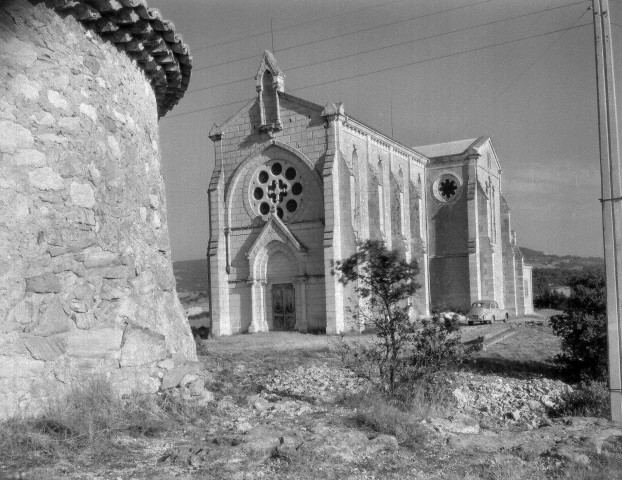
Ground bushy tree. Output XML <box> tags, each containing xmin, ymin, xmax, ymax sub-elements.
<box><xmin>549</xmin><ymin>270</ymin><xmax>608</xmax><ymax>381</ymax></box>
<box><xmin>534</xmin><ymin>287</ymin><xmax>568</xmax><ymax>310</ymax></box>
<box><xmin>334</xmin><ymin>240</ymin><xmax>419</xmax><ymax>392</ymax></box>
<box><xmin>334</xmin><ymin>240</ymin><xmax>476</xmax><ymax>394</ymax></box>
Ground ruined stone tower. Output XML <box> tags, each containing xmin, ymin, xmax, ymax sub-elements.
<box><xmin>0</xmin><ymin>0</ymin><xmax>195</xmax><ymax>418</ymax></box>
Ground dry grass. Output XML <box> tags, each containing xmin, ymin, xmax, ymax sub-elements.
<box><xmin>0</xmin><ymin>376</ymin><xmax>202</xmax><ymax>473</ymax></box>
<box><xmin>2</xmin><ymin>316</ymin><xmax>619</xmax><ymax>479</ymax></box>
<box><xmin>339</xmin><ymin>373</ymin><xmax>456</xmax><ymax>448</ymax></box>
<box><xmin>348</xmin><ymin>391</ymin><xmax>430</xmax><ymax>446</ymax></box>
<box><xmin>551</xmin><ymin>380</ymin><xmax>610</xmax><ymax>418</ymax></box>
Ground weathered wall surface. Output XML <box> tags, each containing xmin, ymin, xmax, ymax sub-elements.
<box><xmin>426</xmin><ymin>163</ymin><xmax>470</xmax><ymax>312</ymax></box>
<box><xmin>339</xmin><ymin>123</ymin><xmax>429</xmax><ymax>320</ymax></box>
<box><xmin>0</xmin><ymin>1</ymin><xmax>196</xmax><ymax>419</ymax></box>
<box><xmin>501</xmin><ymin>198</ymin><xmax>518</xmax><ymax>314</ymax></box>
<box><xmin>208</xmin><ymin>91</ymin><xmax>328</xmax><ymax>335</ymax></box>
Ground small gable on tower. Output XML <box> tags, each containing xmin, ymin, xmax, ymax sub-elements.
<box><xmin>256</xmin><ymin>50</ymin><xmax>285</xmax><ymax>135</ymax></box>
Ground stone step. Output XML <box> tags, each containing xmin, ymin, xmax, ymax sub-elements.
<box><xmin>482</xmin><ymin>327</ymin><xmax>517</xmax><ymax>350</ymax></box>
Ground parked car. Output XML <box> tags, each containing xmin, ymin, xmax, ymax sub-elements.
<box><xmin>467</xmin><ymin>300</ymin><xmax>508</xmax><ymax>325</ymax></box>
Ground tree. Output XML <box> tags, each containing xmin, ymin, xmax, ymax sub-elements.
<box><xmin>334</xmin><ymin>240</ymin><xmax>420</xmax><ymax>393</ymax></box>
<box><xmin>534</xmin><ymin>287</ymin><xmax>568</xmax><ymax>310</ymax></box>
<box><xmin>549</xmin><ymin>270</ymin><xmax>608</xmax><ymax>381</ymax></box>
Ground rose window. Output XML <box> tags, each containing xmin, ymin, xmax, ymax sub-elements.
<box><xmin>250</xmin><ymin>160</ymin><xmax>304</xmax><ymax>221</ymax></box>
<box><xmin>439</xmin><ymin>178</ymin><xmax>457</xmax><ymax>199</ymax></box>
<box><xmin>432</xmin><ymin>173</ymin><xmax>462</xmax><ymax>203</ymax></box>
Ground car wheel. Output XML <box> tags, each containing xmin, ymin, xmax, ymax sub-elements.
<box><xmin>468</xmin><ymin>321</ymin><xmax>473</xmax><ymax>326</ymax></box>
<box><xmin>504</xmin><ymin>314</ymin><xmax>508</xmax><ymax>323</ymax></box>
<box><xmin>491</xmin><ymin>316</ymin><xmax>495</xmax><ymax>324</ymax></box>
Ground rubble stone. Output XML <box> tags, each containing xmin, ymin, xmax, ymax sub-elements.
<box><xmin>66</xmin><ymin>328</ymin><xmax>124</xmax><ymax>358</ymax></box>
<box><xmin>120</xmin><ymin>325</ymin><xmax>169</xmax><ymax>367</ymax></box>
<box><xmin>0</xmin><ymin>0</ymin><xmax>195</xmax><ymax>419</ymax></box>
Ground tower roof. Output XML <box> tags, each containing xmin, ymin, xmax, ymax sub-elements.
<box><xmin>47</xmin><ymin>0</ymin><xmax>192</xmax><ymax>117</ymax></box>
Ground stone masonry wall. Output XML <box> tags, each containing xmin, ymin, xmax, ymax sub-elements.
<box><xmin>0</xmin><ymin>1</ymin><xmax>196</xmax><ymax>419</ymax></box>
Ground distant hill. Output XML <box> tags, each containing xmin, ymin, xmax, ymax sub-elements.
<box><xmin>522</xmin><ymin>247</ymin><xmax>604</xmax><ymax>303</ymax></box>
<box><xmin>173</xmin><ymin>259</ymin><xmax>209</xmax><ymax>294</ymax></box>
<box><xmin>520</xmin><ymin>247</ymin><xmax>603</xmax><ymax>271</ymax></box>
<box><xmin>173</xmin><ymin>250</ymin><xmax>604</xmax><ymax>304</ymax></box>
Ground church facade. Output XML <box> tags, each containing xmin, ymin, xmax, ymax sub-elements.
<box><xmin>206</xmin><ymin>52</ymin><xmax>532</xmax><ymax>336</ymax></box>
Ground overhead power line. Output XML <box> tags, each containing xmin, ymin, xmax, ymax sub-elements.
<box><xmin>185</xmin><ymin>0</ymin><xmax>588</xmax><ymax>96</ymax></box>
<box><xmin>191</xmin><ymin>0</ymin><xmax>412</xmax><ymax>53</ymax></box>
<box><xmin>162</xmin><ymin>22</ymin><xmax>591</xmax><ymax>121</ymax></box>
<box><xmin>162</xmin><ymin>98</ymin><xmax>254</xmax><ymax>121</ymax></box>
<box><xmin>289</xmin><ymin>23</ymin><xmax>591</xmax><ymax>93</ymax></box>
<box><xmin>479</xmin><ymin>6</ymin><xmax>592</xmax><ymax>111</ymax></box>
<box><xmin>191</xmin><ymin>0</ymin><xmax>493</xmax><ymax>73</ymax></box>
<box><xmin>433</xmin><ymin>0</ymin><xmax>578</xmax><ymax>136</ymax></box>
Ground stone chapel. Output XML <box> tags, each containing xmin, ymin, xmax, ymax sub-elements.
<box><xmin>207</xmin><ymin>51</ymin><xmax>533</xmax><ymax>336</ymax></box>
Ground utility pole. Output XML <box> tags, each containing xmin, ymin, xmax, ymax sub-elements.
<box><xmin>592</xmin><ymin>0</ymin><xmax>622</xmax><ymax>421</ymax></box>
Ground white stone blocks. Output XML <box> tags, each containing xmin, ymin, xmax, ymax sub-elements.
<box><xmin>12</xmin><ymin>149</ymin><xmax>46</xmax><ymax>166</ymax></box>
<box><xmin>29</xmin><ymin>299</ymin><xmax>75</xmax><ymax>337</ymax></box>
<box><xmin>70</xmin><ymin>181</ymin><xmax>96</xmax><ymax>208</ymax></box>
<box><xmin>25</xmin><ymin>272</ymin><xmax>62</xmax><ymax>293</ymax></box>
<box><xmin>28</xmin><ymin>167</ymin><xmax>64</xmax><ymax>190</ymax></box>
<box><xmin>0</xmin><ymin>119</ymin><xmax>34</xmax><ymax>153</ymax></box>
<box><xmin>65</xmin><ymin>327</ymin><xmax>124</xmax><ymax>358</ymax></box>
<box><xmin>120</xmin><ymin>324</ymin><xmax>169</xmax><ymax>367</ymax></box>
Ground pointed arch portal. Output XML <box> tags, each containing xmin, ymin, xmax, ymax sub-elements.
<box><xmin>246</xmin><ymin>214</ymin><xmax>309</xmax><ymax>333</ymax></box>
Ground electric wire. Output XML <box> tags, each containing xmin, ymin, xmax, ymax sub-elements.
<box><xmin>191</xmin><ymin>0</ymin><xmax>493</xmax><ymax>72</ymax></box>
<box><xmin>190</xmin><ymin>0</ymin><xmax>415</xmax><ymax>53</ymax></box>
<box><xmin>290</xmin><ymin>23</ymin><xmax>591</xmax><ymax>94</ymax></box>
<box><xmin>478</xmin><ymin>6</ymin><xmax>592</xmax><ymax>113</ymax></box>
<box><xmin>162</xmin><ymin>21</ymin><xmax>591</xmax><ymax>121</ymax></box>
<box><xmin>433</xmin><ymin>0</ymin><xmax>584</xmax><ymax>136</ymax></box>
<box><xmin>186</xmin><ymin>0</ymin><xmax>588</xmax><ymax>96</ymax></box>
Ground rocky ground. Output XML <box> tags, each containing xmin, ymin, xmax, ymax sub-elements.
<box><xmin>145</xmin><ymin>352</ymin><xmax>622</xmax><ymax>480</ymax></box>
<box><xmin>4</xmin><ymin>317</ymin><xmax>622</xmax><ymax>479</ymax></box>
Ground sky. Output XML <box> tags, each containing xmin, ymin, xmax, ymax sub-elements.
<box><xmin>148</xmin><ymin>0</ymin><xmax>622</xmax><ymax>261</ymax></box>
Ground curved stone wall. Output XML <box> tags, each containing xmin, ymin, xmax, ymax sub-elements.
<box><xmin>0</xmin><ymin>0</ymin><xmax>196</xmax><ymax>418</ymax></box>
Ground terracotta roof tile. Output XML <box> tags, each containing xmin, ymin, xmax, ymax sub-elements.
<box><xmin>46</xmin><ymin>0</ymin><xmax>191</xmax><ymax>117</ymax></box>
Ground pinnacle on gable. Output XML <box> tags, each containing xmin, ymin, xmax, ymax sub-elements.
<box><xmin>321</xmin><ymin>102</ymin><xmax>345</xmax><ymax>118</ymax></box>
<box><xmin>256</xmin><ymin>50</ymin><xmax>284</xmax><ymax>78</ymax></box>
<box><xmin>208</xmin><ymin>123</ymin><xmax>223</xmax><ymax>142</ymax></box>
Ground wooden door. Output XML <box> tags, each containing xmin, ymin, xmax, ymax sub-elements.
<box><xmin>272</xmin><ymin>283</ymin><xmax>295</xmax><ymax>330</ymax></box>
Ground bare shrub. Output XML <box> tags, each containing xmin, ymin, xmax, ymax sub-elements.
<box><xmin>346</xmin><ymin>391</ymin><xmax>428</xmax><ymax>447</ymax></box>
<box><xmin>334</xmin><ymin>240</ymin><xmax>478</xmax><ymax>395</ymax></box>
<box><xmin>550</xmin><ymin>380</ymin><xmax>609</xmax><ymax>418</ymax></box>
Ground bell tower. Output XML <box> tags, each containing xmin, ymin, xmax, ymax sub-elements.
<box><xmin>255</xmin><ymin>50</ymin><xmax>284</xmax><ymax>134</ymax></box>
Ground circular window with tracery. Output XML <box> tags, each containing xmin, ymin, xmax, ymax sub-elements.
<box><xmin>250</xmin><ymin>159</ymin><xmax>304</xmax><ymax>221</ymax></box>
<box><xmin>432</xmin><ymin>173</ymin><xmax>462</xmax><ymax>203</ymax></box>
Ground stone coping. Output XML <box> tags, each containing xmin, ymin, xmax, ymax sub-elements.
<box><xmin>41</xmin><ymin>0</ymin><xmax>191</xmax><ymax>117</ymax></box>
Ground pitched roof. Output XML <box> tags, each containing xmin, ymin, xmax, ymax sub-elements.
<box><xmin>414</xmin><ymin>138</ymin><xmax>480</xmax><ymax>158</ymax></box>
